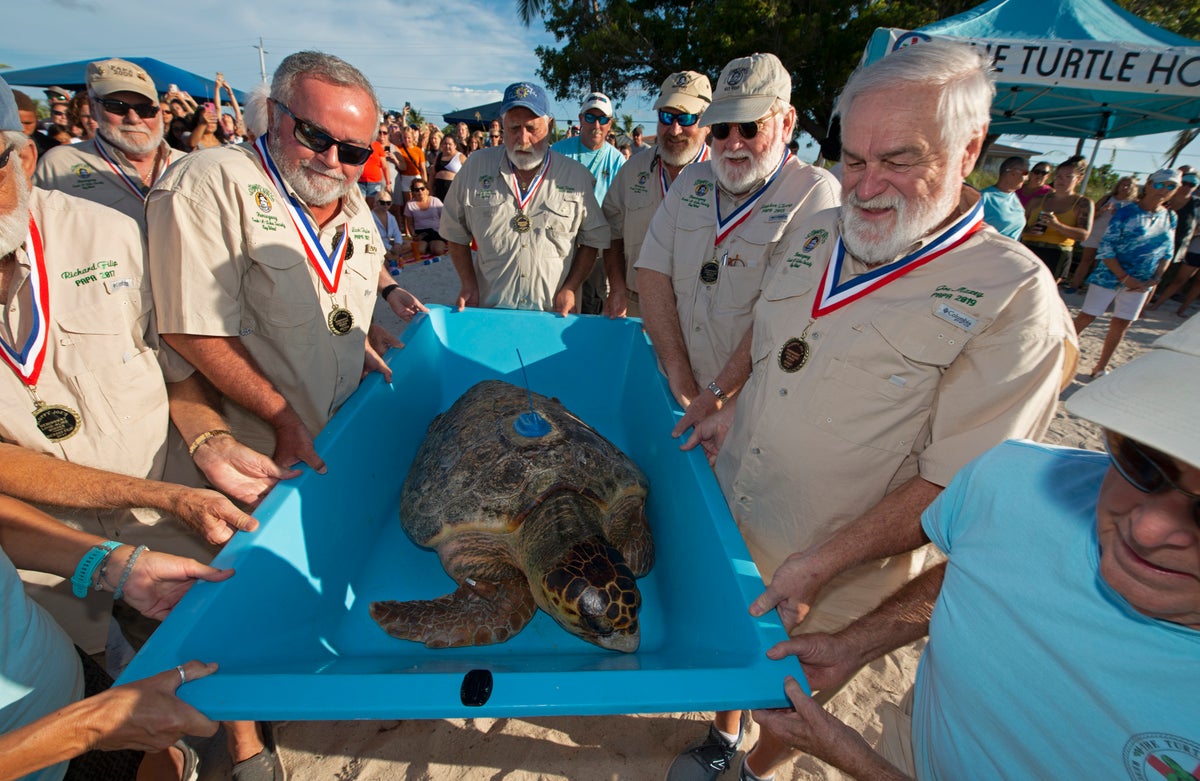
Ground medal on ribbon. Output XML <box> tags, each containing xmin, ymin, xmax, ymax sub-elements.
<box><xmin>0</xmin><ymin>218</ymin><xmax>82</xmax><ymax>441</ymax></box>
<box><xmin>506</xmin><ymin>155</ymin><xmax>550</xmax><ymax>234</ymax></box>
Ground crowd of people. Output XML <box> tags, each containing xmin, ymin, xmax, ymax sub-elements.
<box><xmin>1</xmin><ymin>38</ymin><xmax>1197</xmax><ymax>781</ymax></box>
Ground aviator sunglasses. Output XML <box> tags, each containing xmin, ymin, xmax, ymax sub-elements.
<box><xmin>271</xmin><ymin>100</ymin><xmax>373</xmax><ymax>166</ymax></box>
<box><xmin>710</xmin><ymin>111</ymin><xmax>778</xmax><ymax>141</ymax></box>
<box><xmin>580</xmin><ymin>113</ymin><xmax>612</xmax><ymax>125</ymax></box>
<box><xmin>1152</xmin><ymin>181</ymin><xmax>1178</xmax><ymax>190</ymax></box>
<box><xmin>658</xmin><ymin>109</ymin><xmax>700</xmax><ymax>127</ymax></box>
<box><xmin>97</xmin><ymin>98</ymin><xmax>160</xmax><ymax>120</ymax></box>
<box><xmin>1106</xmin><ymin>430</ymin><xmax>1200</xmax><ymax>525</ymax></box>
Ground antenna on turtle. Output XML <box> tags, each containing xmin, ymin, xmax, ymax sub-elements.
<box><xmin>513</xmin><ymin>349</ymin><xmax>551</xmax><ymax>437</ymax></box>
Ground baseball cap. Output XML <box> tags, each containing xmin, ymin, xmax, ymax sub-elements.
<box><xmin>501</xmin><ymin>82</ymin><xmax>551</xmax><ymax>118</ymax></box>
<box><xmin>701</xmin><ymin>53</ymin><xmax>791</xmax><ymax>127</ymax></box>
<box><xmin>581</xmin><ymin>91</ymin><xmax>613</xmax><ymax>117</ymax></box>
<box><xmin>1147</xmin><ymin>168</ymin><xmax>1181</xmax><ymax>187</ymax></box>
<box><xmin>1067</xmin><ymin>315</ymin><xmax>1200</xmax><ymax>468</ymax></box>
<box><xmin>1182</xmin><ymin>172</ymin><xmax>1199</xmax><ymax>187</ymax></box>
<box><xmin>0</xmin><ymin>76</ymin><xmax>22</xmax><ymax>132</ymax></box>
<box><xmin>86</xmin><ymin>58</ymin><xmax>158</xmax><ymax>102</ymax></box>
<box><xmin>653</xmin><ymin>71</ymin><xmax>713</xmax><ymax>115</ymax></box>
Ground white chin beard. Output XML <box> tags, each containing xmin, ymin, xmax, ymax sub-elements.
<box><xmin>267</xmin><ymin>133</ymin><xmax>351</xmax><ymax>206</ymax></box>
<box><xmin>841</xmin><ymin>185</ymin><xmax>959</xmax><ymax>265</ymax></box>
<box><xmin>712</xmin><ymin>150</ymin><xmax>776</xmax><ymax>194</ymax></box>
<box><xmin>506</xmin><ymin>146</ymin><xmax>545</xmax><ymax>171</ymax></box>
<box><xmin>659</xmin><ymin>138</ymin><xmax>703</xmax><ymax>168</ymax></box>
<box><xmin>0</xmin><ymin>172</ymin><xmax>30</xmax><ymax>257</ymax></box>
<box><xmin>97</xmin><ymin>124</ymin><xmax>161</xmax><ymax>156</ymax></box>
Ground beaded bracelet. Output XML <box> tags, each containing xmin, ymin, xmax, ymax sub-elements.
<box><xmin>188</xmin><ymin>428</ymin><xmax>234</xmax><ymax>456</ymax></box>
<box><xmin>70</xmin><ymin>541</ymin><xmax>123</xmax><ymax>598</ymax></box>
<box><xmin>113</xmin><ymin>545</ymin><xmax>148</xmax><ymax>602</ymax></box>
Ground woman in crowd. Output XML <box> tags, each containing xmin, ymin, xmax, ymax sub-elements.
<box><xmin>1074</xmin><ymin>169</ymin><xmax>1179</xmax><ymax>377</ymax></box>
<box><xmin>1021</xmin><ymin>157</ymin><xmax>1094</xmax><ymax>282</ymax></box>
<box><xmin>67</xmin><ymin>92</ymin><xmax>96</xmax><ymax>141</ymax></box>
<box><xmin>424</xmin><ymin>124</ymin><xmax>443</xmax><ymax>163</ymax></box>
<box><xmin>467</xmin><ymin>131</ymin><xmax>485</xmax><ymax>155</ymax></box>
<box><xmin>403</xmin><ymin>178</ymin><xmax>447</xmax><ymax>260</ymax></box>
<box><xmin>1065</xmin><ymin>175</ymin><xmax>1138</xmax><ymax>292</ymax></box>
<box><xmin>1017</xmin><ymin>161</ymin><xmax>1052</xmax><ymax>205</ymax></box>
<box><xmin>430</xmin><ymin>135</ymin><xmax>466</xmax><ymax>201</ymax></box>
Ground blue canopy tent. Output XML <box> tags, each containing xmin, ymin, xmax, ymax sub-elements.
<box><xmin>0</xmin><ymin>57</ymin><xmax>251</xmax><ymax>104</ymax></box>
<box><xmin>862</xmin><ymin>0</ymin><xmax>1200</xmax><ymax>142</ymax></box>
<box><xmin>441</xmin><ymin>101</ymin><xmax>503</xmax><ymax>129</ymax></box>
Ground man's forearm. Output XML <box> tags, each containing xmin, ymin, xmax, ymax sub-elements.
<box><xmin>449</xmin><ymin>241</ymin><xmax>475</xmax><ymax>285</ymax></box>
<box><xmin>162</xmin><ymin>333</ymin><xmax>297</xmax><ymax>430</ymax></box>
<box><xmin>836</xmin><ymin>562</ymin><xmax>945</xmax><ymax>667</ymax></box>
<box><xmin>166</xmin><ymin>373</ymin><xmax>229</xmax><ymax>448</ymax></box>
<box><xmin>561</xmin><ymin>245</ymin><xmax>599</xmax><ymax>292</ymax></box>
<box><xmin>712</xmin><ymin>328</ymin><xmax>752</xmax><ymax>398</ymax></box>
<box><xmin>0</xmin><ymin>494</ymin><xmax>113</xmax><ymax>577</ymax></box>
<box><xmin>605</xmin><ymin>239</ymin><xmax>627</xmax><ymax>290</ymax></box>
<box><xmin>638</xmin><ymin>269</ymin><xmax>698</xmax><ymax>390</ymax></box>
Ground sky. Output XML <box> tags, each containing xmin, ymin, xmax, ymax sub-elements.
<box><xmin>2</xmin><ymin>0</ymin><xmax>1193</xmax><ymax>180</ymax></box>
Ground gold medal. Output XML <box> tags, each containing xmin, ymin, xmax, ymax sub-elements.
<box><xmin>33</xmin><ymin>401</ymin><xmax>81</xmax><ymax>442</ymax></box>
<box><xmin>511</xmin><ymin>212</ymin><xmax>532</xmax><ymax>233</ymax></box>
<box><xmin>327</xmin><ymin>305</ymin><xmax>355</xmax><ymax>335</ymax></box>
<box><xmin>778</xmin><ymin>338</ymin><xmax>810</xmax><ymax>373</ymax></box>
<box><xmin>699</xmin><ymin>259</ymin><xmax>720</xmax><ymax>285</ymax></box>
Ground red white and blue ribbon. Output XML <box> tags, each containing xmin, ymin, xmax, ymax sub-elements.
<box><xmin>506</xmin><ymin>154</ymin><xmax>551</xmax><ymax>211</ymax></box>
<box><xmin>813</xmin><ymin>199</ymin><xmax>984</xmax><ymax>320</ymax></box>
<box><xmin>0</xmin><ymin>218</ymin><xmax>50</xmax><ymax>387</ymax></box>
<box><xmin>713</xmin><ymin>149</ymin><xmax>791</xmax><ymax>246</ymax></box>
<box><xmin>253</xmin><ymin>135</ymin><xmax>349</xmax><ymax>294</ymax></box>
<box><xmin>93</xmin><ymin>137</ymin><xmax>160</xmax><ymax>202</ymax></box>
<box><xmin>659</xmin><ymin>144</ymin><xmax>710</xmax><ymax>198</ymax></box>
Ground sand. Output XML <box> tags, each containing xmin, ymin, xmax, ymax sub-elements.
<box><xmin>192</xmin><ymin>259</ymin><xmax>1183</xmax><ymax>780</ymax></box>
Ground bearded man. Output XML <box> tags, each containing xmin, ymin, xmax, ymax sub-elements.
<box><xmin>669</xmin><ymin>41</ymin><xmax>1078</xmax><ymax>781</ymax></box>
<box><xmin>635</xmin><ymin>53</ymin><xmax>839</xmax><ymax>431</ymax></box>
<box><xmin>440</xmin><ymin>81</ymin><xmax>609</xmax><ymax>314</ymax></box>
<box><xmin>34</xmin><ymin>59</ymin><xmax>184</xmax><ymax>227</ymax></box>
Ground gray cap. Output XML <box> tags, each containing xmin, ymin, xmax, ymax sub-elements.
<box><xmin>701</xmin><ymin>53</ymin><xmax>790</xmax><ymax>127</ymax></box>
<box><xmin>0</xmin><ymin>76</ymin><xmax>22</xmax><ymax>133</ymax></box>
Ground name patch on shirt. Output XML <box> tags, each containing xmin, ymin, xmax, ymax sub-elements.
<box><xmin>930</xmin><ymin>284</ymin><xmax>984</xmax><ymax>307</ymax></box>
<box><xmin>933</xmin><ymin>303</ymin><xmax>977</xmax><ymax>332</ymax></box>
<box><xmin>682</xmin><ymin>179</ymin><xmax>713</xmax><ymax>209</ymax></box>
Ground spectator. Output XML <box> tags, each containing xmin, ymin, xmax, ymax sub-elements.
<box><xmin>631</xmin><ymin>124</ymin><xmax>651</xmax><ymax>150</ymax></box>
<box><xmin>1016</xmin><ymin>160</ymin><xmax>1052</xmax><ymax>205</ymax></box>
<box><xmin>1066</xmin><ymin>174</ymin><xmax>1138</xmax><ymax>292</ymax></box>
<box><xmin>387</xmin><ymin>123</ymin><xmax>425</xmax><ymax>218</ymax></box>
<box><xmin>485</xmin><ymin>119</ymin><xmax>502</xmax><ymax>147</ymax></box>
<box><xmin>978</xmin><ymin>155</ymin><xmax>1027</xmax><ymax>239</ymax></box>
<box><xmin>213</xmin><ymin>73</ymin><xmax>246</xmax><ymax>144</ymax></box>
<box><xmin>1075</xmin><ymin>169</ymin><xmax>1179</xmax><ymax>377</ymax></box>
<box><xmin>370</xmin><ymin>193</ymin><xmax>405</xmax><ymax>275</ymax></box>
<box><xmin>1152</xmin><ymin>170</ymin><xmax>1200</xmax><ymax>314</ymax></box>
<box><xmin>404</xmin><ymin>178</ymin><xmax>447</xmax><ymax>259</ymax></box>
<box><xmin>12</xmin><ymin>89</ymin><xmax>58</xmax><ymax>157</ymax></box>
<box><xmin>358</xmin><ymin>122</ymin><xmax>391</xmax><ymax>200</ymax></box>
<box><xmin>67</xmin><ymin>91</ymin><xmax>97</xmax><ymax>141</ymax></box>
<box><xmin>1020</xmin><ymin>157</ymin><xmax>1094</xmax><ymax>282</ymax></box>
<box><xmin>430</xmin><ymin>134</ymin><xmax>466</xmax><ymax>201</ymax></box>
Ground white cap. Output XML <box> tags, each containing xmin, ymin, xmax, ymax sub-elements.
<box><xmin>580</xmin><ymin>92</ymin><xmax>613</xmax><ymax>118</ymax></box>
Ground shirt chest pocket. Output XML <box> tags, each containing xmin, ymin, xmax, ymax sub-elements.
<box><xmin>712</xmin><ymin>219</ymin><xmax>789</xmax><ymax>314</ymax></box>
<box><xmin>538</xmin><ymin>199</ymin><xmax>583</xmax><ymax>257</ymax></box>
<box><xmin>244</xmin><ymin>239</ymin><xmax>321</xmax><ymax>329</ymax></box>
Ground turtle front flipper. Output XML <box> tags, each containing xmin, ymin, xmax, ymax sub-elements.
<box><xmin>370</xmin><ymin>575</ymin><xmax>537</xmax><ymax>648</ymax></box>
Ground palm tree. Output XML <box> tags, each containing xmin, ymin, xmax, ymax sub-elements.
<box><xmin>1165</xmin><ymin>129</ymin><xmax>1198</xmax><ymax>168</ymax></box>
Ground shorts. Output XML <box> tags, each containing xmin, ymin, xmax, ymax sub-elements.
<box><xmin>1185</xmin><ymin>251</ymin><xmax>1200</xmax><ymax>269</ymax></box>
<box><xmin>358</xmin><ymin>180</ymin><xmax>384</xmax><ymax>198</ymax></box>
<box><xmin>395</xmin><ymin>175</ymin><xmax>416</xmax><ymax>200</ymax></box>
<box><xmin>414</xmin><ymin>228</ymin><xmax>444</xmax><ymax>243</ymax></box>
<box><xmin>1081</xmin><ymin>283</ymin><xmax>1151</xmax><ymax>321</ymax></box>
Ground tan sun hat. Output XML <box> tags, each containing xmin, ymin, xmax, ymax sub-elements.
<box><xmin>653</xmin><ymin>71</ymin><xmax>712</xmax><ymax>116</ymax></box>
<box><xmin>700</xmin><ymin>52</ymin><xmax>790</xmax><ymax>127</ymax></box>
<box><xmin>86</xmin><ymin>58</ymin><xmax>158</xmax><ymax>102</ymax></box>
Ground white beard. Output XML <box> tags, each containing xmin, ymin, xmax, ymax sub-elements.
<box><xmin>97</xmin><ymin>121</ymin><xmax>162</xmax><ymax>157</ymax></box>
<box><xmin>267</xmin><ymin>133</ymin><xmax>354</xmax><ymax>207</ymax></box>
<box><xmin>506</xmin><ymin>143</ymin><xmax>546</xmax><ymax>171</ymax></box>
<box><xmin>711</xmin><ymin>147</ymin><xmax>779</xmax><ymax>194</ymax></box>
<box><xmin>0</xmin><ymin>170</ymin><xmax>30</xmax><ymax>258</ymax></box>
<box><xmin>658</xmin><ymin>134</ymin><xmax>705</xmax><ymax>168</ymax></box>
<box><xmin>841</xmin><ymin>184</ymin><xmax>961</xmax><ymax>266</ymax></box>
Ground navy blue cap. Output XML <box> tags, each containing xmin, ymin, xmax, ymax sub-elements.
<box><xmin>501</xmin><ymin>82</ymin><xmax>551</xmax><ymax>117</ymax></box>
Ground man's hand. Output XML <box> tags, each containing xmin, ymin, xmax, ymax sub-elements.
<box><xmin>680</xmin><ymin>402</ymin><xmax>734</xmax><ymax>466</ymax></box>
<box><xmin>604</xmin><ymin>286</ymin><xmax>628</xmax><ymax>319</ymax></box>
<box><xmin>456</xmin><ymin>281</ymin><xmax>480</xmax><ymax>311</ymax></box>
<box><xmin>111</xmin><ymin>548</ymin><xmax>235</xmax><ymax>620</ymax></box>
<box><xmin>753</xmin><ymin>677</ymin><xmax>910</xmax><ymax>780</ymax></box>
<box><xmin>271</xmin><ymin>417</ymin><xmax>326</xmax><ymax>474</ymax></box>
<box><xmin>167</xmin><ymin>487</ymin><xmax>259</xmax><ymax>546</ymax></box>
<box><xmin>672</xmin><ymin>388</ymin><xmax>720</xmax><ymax>438</ymax></box>
<box><xmin>751</xmin><ymin>548</ymin><xmax>835</xmax><ymax>631</ymax></box>
<box><xmin>666</xmin><ymin>369</ymin><xmax>701</xmax><ymax>412</ymax></box>
<box><xmin>191</xmin><ymin>435</ymin><xmax>299</xmax><ymax>508</ymax></box>
<box><xmin>385</xmin><ymin>286</ymin><xmax>428</xmax><ymax>322</ymax></box>
<box><xmin>765</xmin><ymin>633</ymin><xmax>862</xmax><ymax>694</ymax></box>
<box><xmin>553</xmin><ymin>287</ymin><xmax>577</xmax><ymax>317</ymax></box>
<box><xmin>364</xmin><ymin>325</ymin><xmax>402</xmax><ymax>383</ymax></box>
<box><xmin>85</xmin><ymin>661</ymin><xmax>220</xmax><ymax>753</ymax></box>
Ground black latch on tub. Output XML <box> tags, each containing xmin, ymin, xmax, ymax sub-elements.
<box><xmin>460</xmin><ymin>668</ymin><xmax>493</xmax><ymax>707</ymax></box>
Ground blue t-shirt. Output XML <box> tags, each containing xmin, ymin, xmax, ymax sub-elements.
<box><xmin>1088</xmin><ymin>202</ymin><xmax>1177</xmax><ymax>288</ymax></box>
<box><xmin>914</xmin><ymin>440</ymin><xmax>1200</xmax><ymax>781</ymax></box>
<box><xmin>979</xmin><ymin>186</ymin><xmax>1025</xmax><ymax>240</ymax></box>
<box><xmin>549</xmin><ymin>136</ymin><xmax>625</xmax><ymax>204</ymax></box>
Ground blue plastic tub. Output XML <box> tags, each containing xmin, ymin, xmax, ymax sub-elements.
<box><xmin>118</xmin><ymin>306</ymin><xmax>807</xmax><ymax>719</ymax></box>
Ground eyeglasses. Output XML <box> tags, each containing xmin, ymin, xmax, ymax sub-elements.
<box><xmin>412</xmin><ymin>186</ymin><xmax>427</xmax><ymax>192</ymax></box>
<box><xmin>581</xmin><ymin>113</ymin><xmax>611</xmax><ymax>125</ymax></box>
<box><xmin>710</xmin><ymin>112</ymin><xmax>778</xmax><ymax>141</ymax></box>
<box><xmin>271</xmin><ymin>100</ymin><xmax>373</xmax><ymax>166</ymax></box>
<box><xmin>0</xmin><ymin>145</ymin><xmax>14</xmax><ymax>170</ymax></box>
<box><xmin>1106</xmin><ymin>430</ymin><xmax>1200</xmax><ymax>525</ymax></box>
<box><xmin>1031</xmin><ymin>168</ymin><xmax>1052</xmax><ymax>176</ymax></box>
<box><xmin>1152</xmin><ymin>181</ymin><xmax>1179</xmax><ymax>190</ymax></box>
<box><xmin>97</xmin><ymin>98</ymin><xmax>160</xmax><ymax>120</ymax></box>
<box><xmin>658</xmin><ymin>110</ymin><xmax>700</xmax><ymax>127</ymax></box>
<box><xmin>489</xmin><ymin>134</ymin><xmax>500</xmax><ymax>139</ymax></box>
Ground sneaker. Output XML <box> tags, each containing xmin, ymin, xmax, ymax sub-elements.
<box><xmin>664</xmin><ymin>716</ymin><xmax>746</xmax><ymax>781</ymax></box>
<box><xmin>231</xmin><ymin>722</ymin><xmax>287</xmax><ymax>781</ymax></box>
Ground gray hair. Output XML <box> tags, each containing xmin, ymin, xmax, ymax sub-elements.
<box><xmin>1</xmin><ymin>130</ymin><xmax>27</xmax><ymax>151</ymax></box>
<box><xmin>834</xmin><ymin>40</ymin><xmax>994</xmax><ymax>154</ymax></box>
<box><xmin>270</xmin><ymin>51</ymin><xmax>382</xmax><ymax>122</ymax></box>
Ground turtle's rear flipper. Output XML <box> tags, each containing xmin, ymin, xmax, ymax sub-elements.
<box><xmin>370</xmin><ymin>576</ymin><xmax>537</xmax><ymax>648</ymax></box>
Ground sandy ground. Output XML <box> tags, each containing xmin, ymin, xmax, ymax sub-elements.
<box><xmin>190</xmin><ymin>259</ymin><xmax>1184</xmax><ymax>780</ymax></box>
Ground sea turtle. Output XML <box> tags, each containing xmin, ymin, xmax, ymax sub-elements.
<box><xmin>370</xmin><ymin>379</ymin><xmax>653</xmax><ymax>653</ymax></box>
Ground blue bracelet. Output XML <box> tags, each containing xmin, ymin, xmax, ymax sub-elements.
<box><xmin>113</xmin><ymin>545</ymin><xmax>148</xmax><ymax>602</ymax></box>
<box><xmin>70</xmin><ymin>541</ymin><xmax>123</xmax><ymax>598</ymax></box>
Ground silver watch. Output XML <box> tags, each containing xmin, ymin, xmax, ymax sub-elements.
<box><xmin>707</xmin><ymin>380</ymin><xmax>727</xmax><ymax>402</ymax></box>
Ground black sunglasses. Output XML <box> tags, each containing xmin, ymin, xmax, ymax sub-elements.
<box><xmin>412</xmin><ymin>186</ymin><xmax>427</xmax><ymax>192</ymax></box>
<box><xmin>581</xmin><ymin>113</ymin><xmax>611</xmax><ymax>125</ymax></box>
<box><xmin>658</xmin><ymin>109</ymin><xmax>700</xmax><ymax>127</ymax></box>
<box><xmin>0</xmin><ymin>145</ymin><xmax>13</xmax><ymax>170</ymax></box>
<box><xmin>97</xmin><ymin>98</ymin><xmax>160</xmax><ymax>120</ymax></box>
<box><xmin>272</xmin><ymin>100</ymin><xmax>373</xmax><ymax>166</ymax></box>
<box><xmin>710</xmin><ymin>112</ymin><xmax>776</xmax><ymax>141</ymax></box>
<box><xmin>1106</xmin><ymin>430</ymin><xmax>1200</xmax><ymax>525</ymax></box>
<box><xmin>1031</xmin><ymin>168</ymin><xmax>1052</xmax><ymax>176</ymax></box>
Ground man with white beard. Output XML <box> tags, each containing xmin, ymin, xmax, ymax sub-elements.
<box><xmin>670</xmin><ymin>41</ymin><xmax>1077</xmax><ymax>781</ymax></box>
<box><xmin>602</xmin><ymin>70</ymin><xmax>713</xmax><ymax>319</ymax></box>
<box><xmin>636</xmin><ymin>54</ymin><xmax>838</xmax><ymax>431</ymax></box>
<box><xmin>440</xmin><ymin>81</ymin><xmax>609</xmax><ymax>314</ymax></box>
<box><xmin>34</xmin><ymin>59</ymin><xmax>184</xmax><ymax>227</ymax></box>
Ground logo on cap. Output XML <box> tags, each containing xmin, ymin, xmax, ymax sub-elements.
<box><xmin>513</xmin><ymin>85</ymin><xmax>533</xmax><ymax>99</ymax></box>
<box><xmin>726</xmin><ymin>67</ymin><xmax>749</xmax><ymax>88</ymax></box>
<box><xmin>674</xmin><ymin>74</ymin><xmax>693</xmax><ymax>87</ymax></box>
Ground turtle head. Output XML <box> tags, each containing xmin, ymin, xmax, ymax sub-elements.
<box><xmin>537</xmin><ymin>537</ymin><xmax>642</xmax><ymax>653</ymax></box>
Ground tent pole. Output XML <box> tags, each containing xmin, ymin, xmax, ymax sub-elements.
<box><xmin>1081</xmin><ymin>135</ymin><xmax>1103</xmax><ymax>194</ymax></box>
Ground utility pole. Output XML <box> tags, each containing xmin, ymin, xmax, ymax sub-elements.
<box><xmin>254</xmin><ymin>38</ymin><xmax>268</xmax><ymax>82</ymax></box>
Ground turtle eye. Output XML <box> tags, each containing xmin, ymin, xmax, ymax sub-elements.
<box><xmin>582</xmin><ymin>611</ymin><xmax>614</xmax><ymax>636</ymax></box>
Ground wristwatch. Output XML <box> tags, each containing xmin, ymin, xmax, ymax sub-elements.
<box><xmin>707</xmin><ymin>380</ymin><xmax>728</xmax><ymax>402</ymax></box>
